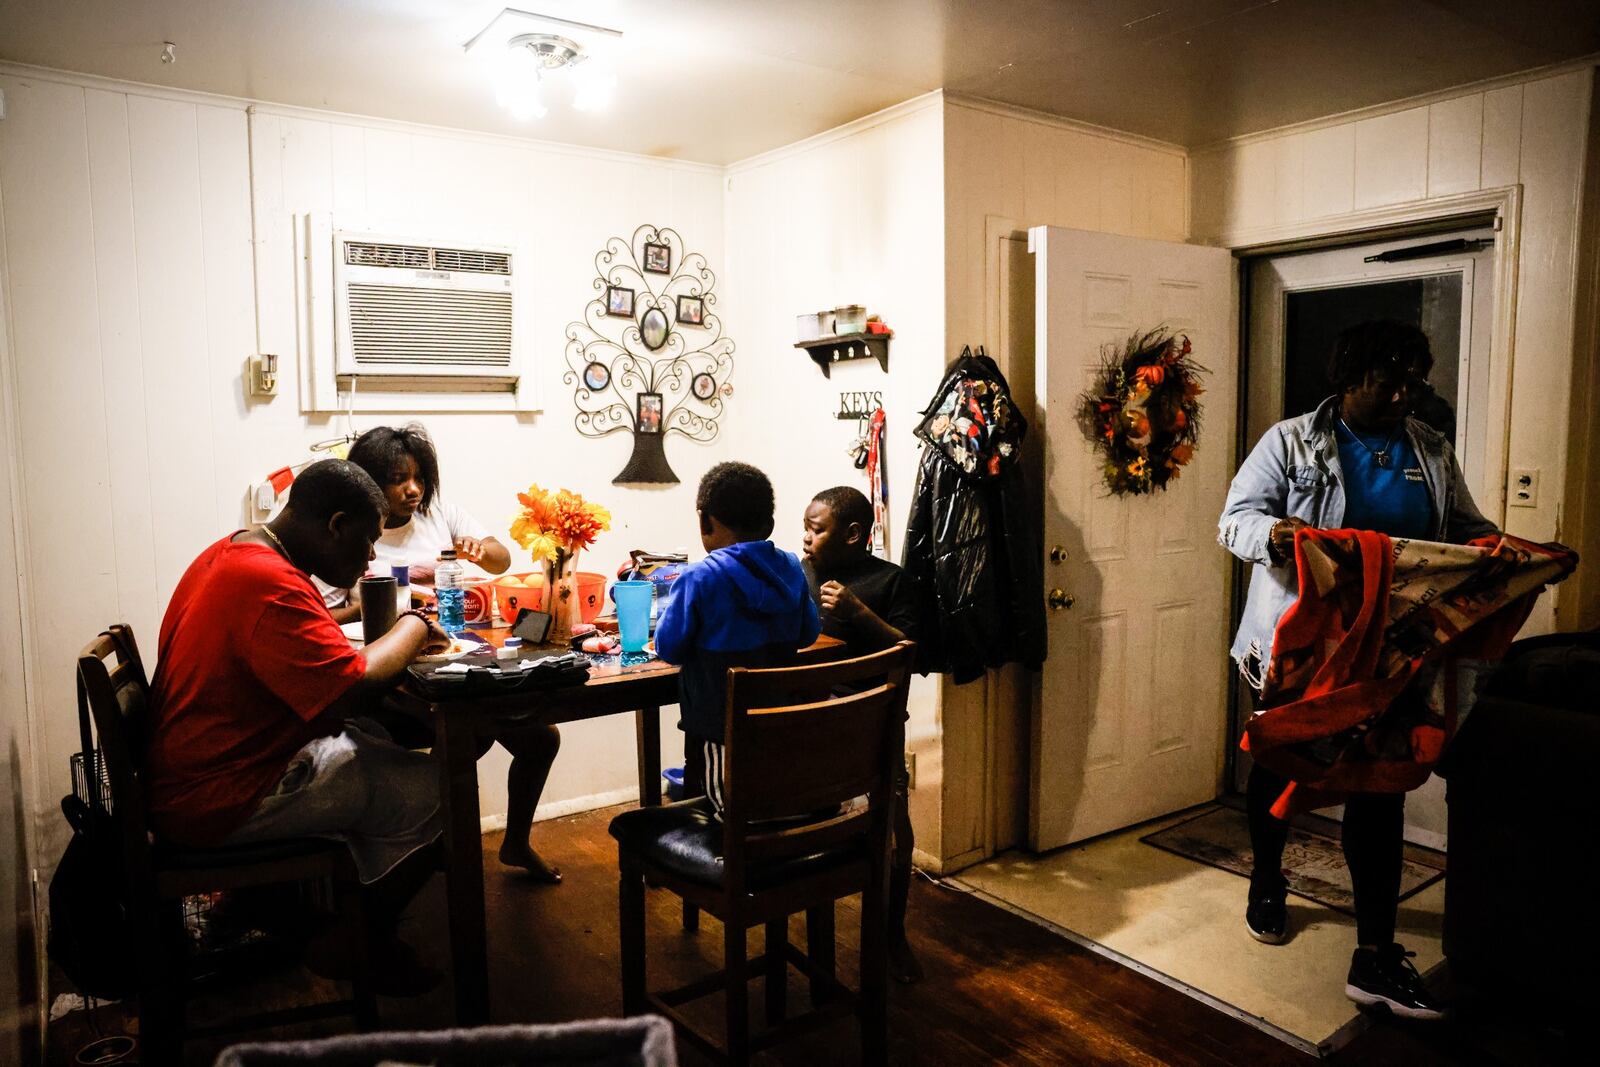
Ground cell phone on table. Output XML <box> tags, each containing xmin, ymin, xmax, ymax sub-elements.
<box><xmin>511</xmin><ymin>608</ymin><xmax>553</xmax><ymax>644</ymax></box>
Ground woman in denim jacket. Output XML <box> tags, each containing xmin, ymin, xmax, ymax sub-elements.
<box><xmin>1218</xmin><ymin>321</ymin><xmax>1497</xmax><ymax>1020</ymax></box>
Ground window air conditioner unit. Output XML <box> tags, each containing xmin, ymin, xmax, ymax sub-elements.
<box><xmin>333</xmin><ymin>230</ymin><xmax>519</xmax><ymax>390</ymax></box>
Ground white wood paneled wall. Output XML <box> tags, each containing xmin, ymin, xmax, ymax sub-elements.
<box><xmin>945</xmin><ymin>99</ymin><xmax>1188</xmax><ymax>353</ymax></box>
<box><xmin>723</xmin><ymin>96</ymin><xmax>948</xmax><ymax>859</ymax></box>
<box><xmin>0</xmin><ymin>68</ymin><xmax>726</xmax><ymax>868</ymax></box>
<box><xmin>938</xmin><ymin>99</ymin><xmax>1191</xmax><ymax>871</ymax></box>
<box><xmin>0</xmin><ymin>165</ymin><xmax>38</xmax><ymax>1065</ymax></box>
<box><xmin>1192</xmin><ymin>67</ymin><xmax>1597</xmax><ymax>630</ymax></box>
<box><xmin>1190</xmin><ymin>81</ymin><xmax>1536</xmax><ymax>235</ymax></box>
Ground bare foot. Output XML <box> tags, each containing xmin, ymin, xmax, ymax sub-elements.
<box><xmin>498</xmin><ymin>841</ymin><xmax>562</xmax><ymax>883</ymax></box>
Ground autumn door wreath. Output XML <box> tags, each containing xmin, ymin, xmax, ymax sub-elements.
<box><xmin>1075</xmin><ymin>329</ymin><xmax>1206</xmax><ymax>495</ymax></box>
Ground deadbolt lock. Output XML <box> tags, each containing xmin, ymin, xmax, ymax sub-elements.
<box><xmin>1048</xmin><ymin>588</ymin><xmax>1075</xmax><ymax>611</ymax></box>
<box><xmin>1049</xmin><ymin>545</ymin><xmax>1068</xmax><ymax>564</ymax></box>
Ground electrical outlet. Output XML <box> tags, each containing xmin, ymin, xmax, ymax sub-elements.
<box><xmin>253</xmin><ymin>481</ymin><xmax>277</xmax><ymax>516</ymax></box>
<box><xmin>1509</xmin><ymin>468</ymin><xmax>1539</xmax><ymax>508</ymax></box>
<box><xmin>905</xmin><ymin>751</ymin><xmax>916</xmax><ymax>790</ymax></box>
<box><xmin>249</xmin><ymin>353</ymin><xmax>279</xmax><ymax>397</ymax></box>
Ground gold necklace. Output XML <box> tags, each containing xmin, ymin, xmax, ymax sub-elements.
<box><xmin>260</xmin><ymin>524</ymin><xmax>291</xmax><ymax>559</ymax></box>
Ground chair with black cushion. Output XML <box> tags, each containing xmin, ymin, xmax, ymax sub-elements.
<box><xmin>77</xmin><ymin>624</ymin><xmax>375</xmax><ymax>1062</ymax></box>
<box><xmin>609</xmin><ymin>641</ymin><xmax>913</xmax><ymax>1067</ymax></box>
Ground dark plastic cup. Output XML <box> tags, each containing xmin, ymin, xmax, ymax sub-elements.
<box><xmin>359</xmin><ymin>575</ymin><xmax>398</xmax><ymax>644</ymax></box>
<box><xmin>613</xmin><ymin>580</ymin><xmax>653</xmax><ymax>654</ymax></box>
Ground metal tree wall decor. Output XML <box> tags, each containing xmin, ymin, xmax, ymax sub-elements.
<box><xmin>564</xmin><ymin>225</ymin><xmax>736</xmax><ymax>484</ymax></box>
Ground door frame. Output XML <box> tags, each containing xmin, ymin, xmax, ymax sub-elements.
<box><xmin>979</xmin><ymin>214</ymin><xmax>1036</xmax><ymax>860</ymax></box>
<box><xmin>1221</xmin><ymin>186</ymin><xmax>1524</xmax><ymax>794</ymax></box>
<box><xmin>1221</xmin><ymin>185</ymin><xmax>1522</xmax><ymax>529</ymax></box>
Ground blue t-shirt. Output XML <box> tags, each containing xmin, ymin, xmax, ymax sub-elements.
<box><xmin>1335</xmin><ymin>420</ymin><xmax>1432</xmax><ymax>539</ymax></box>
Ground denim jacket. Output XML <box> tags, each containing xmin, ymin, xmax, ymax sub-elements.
<box><xmin>1218</xmin><ymin>396</ymin><xmax>1497</xmax><ymax>685</ymax></box>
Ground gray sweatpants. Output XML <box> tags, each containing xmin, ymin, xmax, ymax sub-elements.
<box><xmin>223</xmin><ymin>723</ymin><xmax>441</xmax><ymax>884</ymax></box>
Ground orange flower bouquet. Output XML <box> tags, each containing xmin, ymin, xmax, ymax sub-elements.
<box><xmin>510</xmin><ymin>484</ymin><xmax>612</xmax><ymax>634</ymax></box>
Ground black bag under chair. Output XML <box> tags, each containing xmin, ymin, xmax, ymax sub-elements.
<box><xmin>1442</xmin><ymin>629</ymin><xmax>1600</xmax><ymax>1014</ymax></box>
<box><xmin>48</xmin><ymin>746</ymin><xmax>138</xmax><ymax>1000</ymax></box>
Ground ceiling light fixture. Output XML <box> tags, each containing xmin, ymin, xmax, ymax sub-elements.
<box><xmin>465</xmin><ymin>7</ymin><xmax>624</xmax><ymax>121</ymax></box>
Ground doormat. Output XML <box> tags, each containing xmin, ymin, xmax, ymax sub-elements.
<box><xmin>1140</xmin><ymin>806</ymin><xmax>1445</xmax><ymax>915</ymax></box>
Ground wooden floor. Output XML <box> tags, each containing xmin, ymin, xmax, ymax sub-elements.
<box><xmin>48</xmin><ymin>803</ymin><xmax>1569</xmax><ymax>1065</ymax></box>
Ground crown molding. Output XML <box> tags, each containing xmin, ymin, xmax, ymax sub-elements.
<box><xmin>943</xmin><ymin>93</ymin><xmax>1188</xmax><ymax>158</ymax></box>
<box><xmin>0</xmin><ymin>60</ymin><xmax>724</xmax><ymax>174</ymax></box>
<box><xmin>726</xmin><ymin>90</ymin><xmax>945</xmax><ymax>174</ymax></box>
<box><xmin>1192</xmin><ymin>54</ymin><xmax>1600</xmax><ymax>156</ymax></box>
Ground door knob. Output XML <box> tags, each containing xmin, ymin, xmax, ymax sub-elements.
<box><xmin>1049</xmin><ymin>545</ymin><xmax>1068</xmax><ymax>564</ymax></box>
<box><xmin>1048</xmin><ymin>588</ymin><xmax>1075</xmax><ymax>611</ymax></box>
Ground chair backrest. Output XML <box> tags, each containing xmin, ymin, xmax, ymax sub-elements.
<box><xmin>77</xmin><ymin>625</ymin><xmax>157</xmax><ymax>882</ymax></box>
<box><xmin>720</xmin><ymin>642</ymin><xmax>914</xmax><ymax>883</ymax></box>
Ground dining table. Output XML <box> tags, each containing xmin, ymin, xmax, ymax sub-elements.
<box><xmin>386</xmin><ymin>625</ymin><xmax>845</xmax><ymax>1024</ymax></box>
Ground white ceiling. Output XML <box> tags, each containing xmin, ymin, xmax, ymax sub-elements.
<box><xmin>2</xmin><ymin>0</ymin><xmax>1598</xmax><ymax>164</ymax></box>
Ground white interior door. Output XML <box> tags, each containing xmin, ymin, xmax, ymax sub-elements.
<box><xmin>1029</xmin><ymin>226</ymin><xmax>1238</xmax><ymax>852</ymax></box>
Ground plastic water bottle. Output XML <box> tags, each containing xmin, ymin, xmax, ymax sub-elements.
<box><xmin>435</xmin><ymin>549</ymin><xmax>466</xmax><ymax>633</ymax></box>
<box><xmin>391</xmin><ymin>564</ymin><xmax>411</xmax><ymax>614</ymax></box>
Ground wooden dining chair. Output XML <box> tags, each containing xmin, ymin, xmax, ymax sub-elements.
<box><xmin>77</xmin><ymin>625</ymin><xmax>375</xmax><ymax>1062</ymax></box>
<box><xmin>609</xmin><ymin>641</ymin><xmax>913</xmax><ymax>1066</ymax></box>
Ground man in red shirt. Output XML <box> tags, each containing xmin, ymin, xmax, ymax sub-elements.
<box><xmin>147</xmin><ymin>459</ymin><xmax>451</xmax><ymax>992</ymax></box>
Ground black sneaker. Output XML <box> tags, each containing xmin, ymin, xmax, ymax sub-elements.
<box><xmin>1245</xmin><ymin>891</ymin><xmax>1288</xmax><ymax>944</ymax></box>
<box><xmin>1345</xmin><ymin>943</ymin><xmax>1446</xmax><ymax>1020</ymax></box>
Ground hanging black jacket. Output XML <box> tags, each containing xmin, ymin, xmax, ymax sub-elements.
<box><xmin>901</xmin><ymin>349</ymin><xmax>1047</xmax><ymax>683</ymax></box>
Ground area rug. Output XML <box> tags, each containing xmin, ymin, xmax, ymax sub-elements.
<box><xmin>1140</xmin><ymin>806</ymin><xmax>1444</xmax><ymax>915</ymax></box>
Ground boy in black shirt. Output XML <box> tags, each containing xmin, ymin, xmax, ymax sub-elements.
<box><xmin>801</xmin><ymin>486</ymin><xmax>923</xmax><ymax>984</ymax></box>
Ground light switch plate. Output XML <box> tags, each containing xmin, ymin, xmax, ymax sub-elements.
<box><xmin>1509</xmin><ymin>468</ymin><xmax>1539</xmax><ymax>508</ymax></box>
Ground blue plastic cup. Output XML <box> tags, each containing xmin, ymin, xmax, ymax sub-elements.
<box><xmin>613</xmin><ymin>580</ymin><xmax>653</xmax><ymax>654</ymax></box>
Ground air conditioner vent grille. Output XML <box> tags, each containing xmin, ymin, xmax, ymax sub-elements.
<box><xmin>342</xmin><ymin>241</ymin><xmax>512</xmax><ymax>276</ymax></box>
<box><xmin>346</xmin><ymin>284</ymin><xmax>513</xmax><ymax>367</ymax></box>
<box><xmin>433</xmin><ymin>247</ymin><xmax>512</xmax><ymax>274</ymax></box>
<box><xmin>344</xmin><ymin>241</ymin><xmax>432</xmax><ymax>269</ymax></box>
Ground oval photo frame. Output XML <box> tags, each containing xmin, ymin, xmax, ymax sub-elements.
<box><xmin>640</xmin><ymin>307</ymin><xmax>670</xmax><ymax>350</ymax></box>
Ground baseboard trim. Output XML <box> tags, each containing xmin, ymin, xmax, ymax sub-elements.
<box><xmin>478</xmin><ymin>785</ymin><xmax>642</xmax><ymax>835</ymax></box>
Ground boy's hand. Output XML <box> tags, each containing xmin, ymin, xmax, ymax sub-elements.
<box><xmin>454</xmin><ymin>536</ymin><xmax>486</xmax><ymax>563</ymax></box>
<box><xmin>819</xmin><ymin>580</ymin><xmax>865</xmax><ymax>621</ymax></box>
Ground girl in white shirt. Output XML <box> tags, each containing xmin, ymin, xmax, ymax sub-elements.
<box><xmin>342</xmin><ymin>424</ymin><xmax>563</xmax><ymax>883</ymax></box>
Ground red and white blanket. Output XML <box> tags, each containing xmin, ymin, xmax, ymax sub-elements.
<box><xmin>1244</xmin><ymin>529</ymin><xmax>1577</xmax><ymax>817</ymax></box>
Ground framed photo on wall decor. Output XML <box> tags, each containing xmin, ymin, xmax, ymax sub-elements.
<box><xmin>582</xmin><ymin>361</ymin><xmax>611</xmax><ymax>391</ymax></box>
<box><xmin>676</xmin><ymin>294</ymin><xmax>705</xmax><ymax>326</ymax></box>
<box><xmin>691</xmin><ymin>372</ymin><xmax>717</xmax><ymax>401</ymax></box>
<box><xmin>606</xmin><ymin>285</ymin><xmax>636</xmax><ymax>318</ymax></box>
<box><xmin>636</xmin><ymin>392</ymin><xmax>664</xmax><ymax>434</ymax></box>
<box><xmin>643</xmin><ymin>241</ymin><xmax>671</xmax><ymax>274</ymax></box>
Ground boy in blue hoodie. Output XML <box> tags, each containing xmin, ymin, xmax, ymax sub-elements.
<box><xmin>655</xmin><ymin>462</ymin><xmax>820</xmax><ymax>814</ymax></box>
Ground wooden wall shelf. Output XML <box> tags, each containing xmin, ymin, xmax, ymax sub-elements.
<box><xmin>795</xmin><ymin>333</ymin><xmax>891</xmax><ymax>378</ymax></box>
